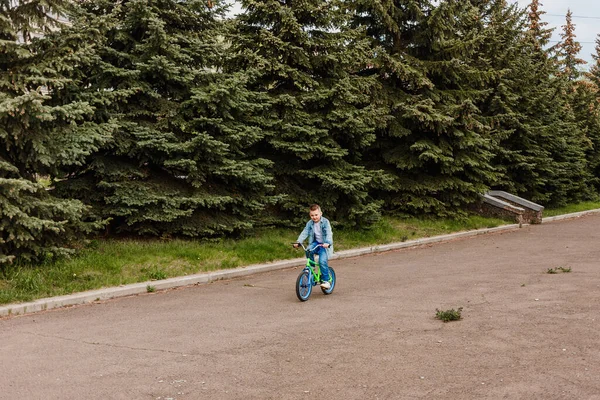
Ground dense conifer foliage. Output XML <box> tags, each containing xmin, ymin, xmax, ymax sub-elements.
<box><xmin>349</xmin><ymin>0</ymin><xmax>500</xmax><ymax>216</ymax></box>
<box><xmin>227</xmin><ymin>0</ymin><xmax>388</xmax><ymax>225</ymax></box>
<box><xmin>549</xmin><ymin>8</ymin><xmax>596</xmax><ymax>204</ymax></box>
<box><xmin>3</xmin><ymin>0</ymin><xmax>600</xmax><ymax>263</ymax></box>
<box><xmin>479</xmin><ymin>0</ymin><xmax>594</xmax><ymax>205</ymax></box>
<box><xmin>56</xmin><ymin>0</ymin><xmax>274</xmax><ymax>237</ymax></box>
<box><xmin>582</xmin><ymin>36</ymin><xmax>600</xmax><ymax>190</ymax></box>
<box><xmin>0</xmin><ymin>0</ymin><xmax>110</xmax><ymax>264</ymax></box>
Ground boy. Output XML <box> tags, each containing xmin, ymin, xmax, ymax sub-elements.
<box><xmin>294</xmin><ymin>204</ymin><xmax>334</xmax><ymax>289</ymax></box>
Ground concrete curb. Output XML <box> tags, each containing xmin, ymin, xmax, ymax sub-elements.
<box><xmin>2</xmin><ymin>209</ymin><xmax>599</xmax><ymax>318</ymax></box>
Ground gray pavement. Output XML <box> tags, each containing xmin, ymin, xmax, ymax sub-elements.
<box><xmin>2</xmin><ymin>211</ymin><xmax>600</xmax><ymax>399</ymax></box>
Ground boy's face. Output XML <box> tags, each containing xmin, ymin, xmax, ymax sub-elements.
<box><xmin>309</xmin><ymin>208</ymin><xmax>322</xmax><ymax>223</ymax></box>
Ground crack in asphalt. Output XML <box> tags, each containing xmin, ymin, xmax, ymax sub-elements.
<box><xmin>19</xmin><ymin>331</ymin><xmax>193</xmax><ymax>356</ymax></box>
<box><xmin>17</xmin><ymin>330</ymin><xmax>291</xmax><ymax>360</ymax></box>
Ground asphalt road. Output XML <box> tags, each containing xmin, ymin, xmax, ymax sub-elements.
<box><xmin>2</xmin><ymin>215</ymin><xmax>600</xmax><ymax>400</ymax></box>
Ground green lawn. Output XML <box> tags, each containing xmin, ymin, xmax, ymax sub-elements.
<box><xmin>542</xmin><ymin>201</ymin><xmax>600</xmax><ymax>217</ymax></box>
<box><xmin>1</xmin><ymin>201</ymin><xmax>599</xmax><ymax>305</ymax></box>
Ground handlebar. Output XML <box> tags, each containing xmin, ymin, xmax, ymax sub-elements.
<box><xmin>292</xmin><ymin>243</ymin><xmax>323</xmax><ymax>252</ymax></box>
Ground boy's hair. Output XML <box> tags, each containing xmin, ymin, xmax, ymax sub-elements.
<box><xmin>309</xmin><ymin>204</ymin><xmax>321</xmax><ymax>212</ymax></box>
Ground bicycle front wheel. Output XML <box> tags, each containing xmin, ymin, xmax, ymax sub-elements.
<box><xmin>321</xmin><ymin>267</ymin><xmax>336</xmax><ymax>295</ymax></box>
<box><xmin>296</xmin><ymin>270</ymin><xmax>312</xmax><ymax>301</ymax></box>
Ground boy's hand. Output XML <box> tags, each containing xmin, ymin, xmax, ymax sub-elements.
<box><xmin>322</xmin><ymin>243</ymin><xmax>330</xmax><ymax>248</ymax></box>
<box><xmin>293</xmin><ymin>243</ymin><xmax>299</xmax><ymax>248</ymax></box>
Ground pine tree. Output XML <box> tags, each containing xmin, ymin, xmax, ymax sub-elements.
<box><xmin>0</xmin><ymin>0</ymin><xmax>110</xmax><ymax>265</ymax></box>
<box><xmin>350</xmin><ymin>0</ymin><xmax>499</xmax><ymax>217</ymax></box>
<box><xmin>227</xmin><ymin>0</ymin><xmax>387</xmax><ymax>226</ymax></box>
<box><xmin>56</xmin><ymin>0</ymin><xmax>273</xmax><ymax>237</ymax></box>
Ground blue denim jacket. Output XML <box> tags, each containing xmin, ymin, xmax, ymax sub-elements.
<box><xmin>296</xmin><ymin>216</ymin><xmax>334</xmax><ymax>256</ymax></box>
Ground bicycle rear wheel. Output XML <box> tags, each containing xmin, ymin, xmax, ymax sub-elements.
<box><xmin>296</xmin><ymin>270</ymin><xmax>312</xmax><ymax>301</ymax></box>
<box><xmin>321</xmin><ymin>267</ymin><xmax>336</xmax><ymax>295</ymax></box>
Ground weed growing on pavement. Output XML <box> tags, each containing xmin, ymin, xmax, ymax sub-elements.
<box><xmin>546</xmin><ymin>266</ymin><xmax>572</xmax><ymax>274</ymax></box>
<box><xmin>146</xmin><ymin>285</ymin><xmax>156</xmax><ymax>293</ymax></box>
<box><xmin>435</xmin><ymin>307</ymin><xmax>463</xmax><ymax>322</ymax></box>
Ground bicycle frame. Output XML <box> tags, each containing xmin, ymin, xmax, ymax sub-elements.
<box><xmin>298</xmin><ymin>243</ymin><xmax>323</xmax><ymax>285</ymax></box>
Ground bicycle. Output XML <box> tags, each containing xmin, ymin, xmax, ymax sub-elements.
<box><xmin>293</xmin><ymin>243</ymin><xmax>336</xmax><ymax>301</ymax></box>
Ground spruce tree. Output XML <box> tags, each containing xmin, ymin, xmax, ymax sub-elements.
<box><xmin>550</xmin><ymin>9</ymin><xmax>595</xmax><ymax>204</ymax></box>
<box><xmin>480</xmin><ymin>0</ymin><xmax>593</xmax><ymax>205</ymax></box>
<box><xmin>573</xmin><ymin>35</ymin><xmax>600</xmax><ymax>192</ymax></box>
<box><xmin>350</xmin><ymin>0</ymin><xmax>499</xmax><ymax>217</ymax></box>
<box><xmin>476</xmin><ymin>0</ymin><xmax>556</xmax><ymax>201</ymax></box>
<box><xmin>227</xmin><ymin>0</ymin><xmax>387</xmax><ymax>226</ymax></box>
<box><xmin>570</xmin><ymin>77</ymin><xmax>600</xmax><ymax>192</ymax></box>
<box><xmin>527</xmin><ymin>0</ymin><xmax>553</xmax><ymax>50</ymax></box>
<box><xmin>57</xmin><ymin>0</ymin><xmax>273</xmax><ymax>237</ymax></box>
<box><xmin>556</xmin><ymin>10</ymin><xmax>587</xmax><ymax>82</ymax></box>
<box><xmin>588</xmin><ymin>35</ymin><xmax>600</xmax><ymax>89</ymax></box>
<box><xmin>0</xmin><ymin>0</ymin><xmax>110</xmax><ymax>265</ymax></box>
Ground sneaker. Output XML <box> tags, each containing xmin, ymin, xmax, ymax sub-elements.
<box><xmin>320</xmin><ymin>280</ymin><xmax>331</xmax><ymax>290</ymax></box>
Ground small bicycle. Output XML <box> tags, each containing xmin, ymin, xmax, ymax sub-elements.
<box><xmin>293</xmin><ymin>243</ymin><xmax>336</xmax><ymax>301</ymax></box>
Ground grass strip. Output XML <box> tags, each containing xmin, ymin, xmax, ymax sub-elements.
<box><xmin>542</xmin><ymin>201</ymin><xmax>600</xmax><ymax>217</ymax></box>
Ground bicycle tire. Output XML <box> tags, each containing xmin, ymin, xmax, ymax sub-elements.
<box><xmin>296</xmin><ymin>270</ymin><xmax>312</xmax><ymax>301</ymax></box>
<box><xmin>321</xmin><ymin>267</ymin><xmax>336</xmax><ymax>295</ymax></box>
